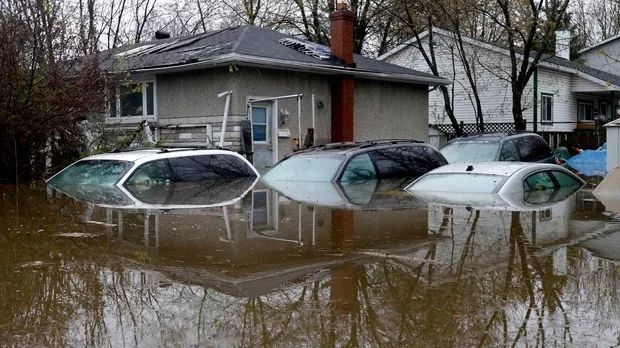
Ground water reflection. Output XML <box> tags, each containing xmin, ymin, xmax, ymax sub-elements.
<box><xmin>49</xmin><ymin>177</ymin><xmax>258</xmax><ymax>209</ymax></box>
<box><xmin>413</xmin><ymin>184</ymin><xmax>583</xmax><ymax>211</ymax></box>
<box><xmin>1</xmin><ymin>182</ymin><xmax>619</xmax><ymax>346</ymax></box>
<box><xmin>265</xmin><ymin>178</ymin><xmax>421</xmax><ymax>209</ymax></box>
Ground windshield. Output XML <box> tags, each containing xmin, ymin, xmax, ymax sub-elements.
<box><xmin>48</xmin><ymin>160</ymin><xmax>133</xmax><ymax>186</ymax></box>
<box><xmin>263</xmin><ymin>155</ymin><xmax>344</xmax><ymax>182</ymax></box>
<box><xmin>408</xmin><ymin>173</ymin><xmax>506</xmax><ymax>193</ymax></box>
<box><xmin>440</xmin><ymin>142</ymin><xmax>499</xmax><ymax>163</ymax></box>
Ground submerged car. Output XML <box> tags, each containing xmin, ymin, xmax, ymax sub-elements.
<box><xmin>406</xmin><ymin>162</ymin><xmax>585</xmax><ymax>209</ymax></box>
<box><xmin>263</xmin><ymin>140</ymin><xmax>448</xmax><ymax>183</ymax></box>
<box><xmin>47</xmin><ymin>148</ymin><xmax>259</xmax><ymax>187</ymax></box>
<box><xmin>440</xmin><ymin>132</ymin><xmax>555</xmax><ymax>164</ymax></box>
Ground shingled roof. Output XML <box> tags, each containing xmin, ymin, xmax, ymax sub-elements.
<box><xmin>100</xmin><ymin>25</ymin><xmax>449</xmax><ymax>86</ymax></box>
<box><xmin>544</xmin><ymin>54</ymin><xmax>620</xmax><ymax>88</ymax></box>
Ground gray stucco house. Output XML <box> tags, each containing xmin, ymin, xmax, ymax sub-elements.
<box><xmin>100</xmin><ymin>6</ymin><xmax>448</xmax><ymax>170</ymax></box>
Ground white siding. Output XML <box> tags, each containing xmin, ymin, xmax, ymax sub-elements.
<box><xmin>607</xmin><ymin>126</ymin><xmax>620</xmax><ymax>172</ymax></box>
<box><xmin>537</xmin><ymin>69</ymin><xmax>576</xmax><ymax>132</ymax></box>
<box><xmin>571</xmin><ymin>76</ymin><xmax>611</xmax><ymax>92</ymax></box>
<box><xmin>384</xmin><ymin>32</ymin><xmax>549</xmax><ymax>130</ymax></box>
<box><xmin>580</xmin><ymin>43</ymin><xmax>620</xmax><ymax>73</ymax></box>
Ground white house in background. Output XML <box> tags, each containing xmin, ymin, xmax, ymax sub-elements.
<box><xmin>578</xmin><ymin>34</ymin><xmax>620</xmax><ymax>72</ymax></box>
<box><xmin>379</xmin><ymin>27</ymin><xmax>620</xmax><ymax>148</ymax></box>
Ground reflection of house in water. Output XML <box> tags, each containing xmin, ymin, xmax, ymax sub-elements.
<box><xmin>81</xmin><ymin>185</ymin><xmax>429</xmax><ymax>297</ymax></box>
<box><xmin>58</xmin><ymin>180</ymin><xmax>615</xmax><ymax>297</ymax></box>
<box><xmin>410</xmin><ymin>190</ymin><xmax>615</xmax><ymax>284</ymax></box>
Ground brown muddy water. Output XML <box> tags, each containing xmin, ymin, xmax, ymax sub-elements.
<box><xmin>1</xmin><ymin>182</ymin><xmax>619</xmax><ymax>347</ymax></box>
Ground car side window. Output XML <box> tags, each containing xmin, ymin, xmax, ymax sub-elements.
<box><xmin>126</xmin><ymin>159</ymin><xmax>174</xmax><ymax>185</ymax></box>
<box><xmin>499</xmin><ymin>140</ymin><xmax>520</xmax><ymax>161</ymax></box>
<box><xmin>341</xmin><ymin>154</ymin><xmax>377</xmax><ymax>182</ymax></box>
<box><xmin>514</xmin><ymin>136</ymin><xmax>552</xmax><ymax>162</ymax></box>
<box><xmin>551</xmin><ymin>170</ymin><xmax>581</xmax><ymax>187</ymax></box>
<box><xmin>368</xmin><ymin>146</ymin><xmax>442</xmax><ymax>179</ymax></box>
<box><xmin>169</xmin><ymin>154</ymin><xmax>256</xmax><ymax>181</ymax></box>
<box><xmin>127</xmin><ymin>154</ymin><xmax>255</xmax><ymax>185</ymax></box>
<box><xmin>524</xmin><ymin>171</ymin><xmax>555</xmax><ymax>191</ymax></box>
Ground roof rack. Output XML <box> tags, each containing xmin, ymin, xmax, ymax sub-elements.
<box><xmin>109</xmin><ymin>144</ymin><xmax>225</xmax><ymax>154</ymax></box>
<box><xmin>358</xmin><ymin>139</ymin><xmax>423</xmax><ymax>148</ymax></box>
<box><xmin>304</xmin><ymin>139</ymin><xmax>423</xmax><ymax>152</ymax></box>
<box><xmin>460</xmin><ymin>131</ymin><xmax>531</xmax><ymax>137</ymax></box>
<box><xmin>307</xmin><ymin>142</ymin><xmax>358</xmax><ymax>151</ymax></box>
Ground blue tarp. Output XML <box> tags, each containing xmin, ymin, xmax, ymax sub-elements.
<box><xmin>567</xmin><ymin>147</ymin><xmax>607</xmax><ymax>177</ymax></box>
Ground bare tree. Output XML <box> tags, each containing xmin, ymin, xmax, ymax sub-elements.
<box><xmin>219</xmin><ymin>0</ymin><xmax>293</xmax><ymax>29</ymax></box>
<box><xmin>438</xmin><ymin>0</ymin><xmax>486</xmax><ymax>131</ymax></box>
<box><xmin>195</xmin><ymin>0</ymin><xmax>221</xmax><ymax>33</ymax></box>
<box><xmin>390</xmin><ymin>0</ymin><xmax>464</xmax><ymax>135</ymax></box>
<box><xmin>0</xmin><ymin>0</ymin><xmax>105</xmax><ymax>181</ymax></box>
<box><xmin>285</xmin><ymin>0</ymin><xmax>396</xmax><ymax>55</ymax></box>
<box><xmin>489</xmin><ymin>0</ymin><xmax>570</xmax><ymax>130</ymax></box>
<box><xmin>133</xmin><ymin>0</ymin><xmax>157</xmax><ymax>43</ymax></box>
<box><xmin>289</xmin><ymin>0</ymin><xmax>331</xmax><ymax>45</ymax></box>
<box><xmin>106</xmin><ymin>0</ymin><xmax>128</xmax><ymax>49</ymax></box>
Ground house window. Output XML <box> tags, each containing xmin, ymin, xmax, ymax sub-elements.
<box><xmin>109</xmin><ymin>81</ymin><xmax>155</xmax><ymax>118</ymax></box>
<box><xmin>251</xmin><ymin>106</ymin><xmax>268</xmax><ymax>142</ymax></box>
<box><xmin>541</xmin><ymin>93</ymin><xmax>553</xmax><ymax>123</ymax></box>
<box><xmin>578</xmin><ymin>101</ymin><xmax>593</xmax><ymax>121</ymax></box>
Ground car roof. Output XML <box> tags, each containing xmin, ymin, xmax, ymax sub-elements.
<box><xmin>80</xmin><ymin>148</ymin><xmax>231</xmax><ymax>162</ymax></box>
<box><xmin>425</xmin><ymin>162</ymin><xmax>555</xmax><ymax>177</ymax></box>
<box><xmin>291</xmin><ymin>139</ymin><xmax>428</xmax><ymax>156</ymax></box>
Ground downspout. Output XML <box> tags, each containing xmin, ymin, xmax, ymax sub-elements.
<box><xmin>312</xmin><ymin>94</ymin><xmax>316</xmax><ymax>145</ymax></box>
<box><xmin>297</xmin><ymin>95</ymin><xmax>302</xmax><ymax>150</ymax></box>
<box><xmin>533</xmin><ymin>67</ymin><xmax>538</xmax><ymax>133</ymax></box>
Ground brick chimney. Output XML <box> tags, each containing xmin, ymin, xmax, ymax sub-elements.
<box><xmin>330</xmin><ymin>1</ymin><xmax>355</xmax><ymax>142</ymax></box>
<box><xmin>330</xmin><ymin>1</ymin><xmax>355</xmax><ymax>66</ymax></box>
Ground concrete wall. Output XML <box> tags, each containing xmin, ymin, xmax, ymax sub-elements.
<box><xmin>155</xmin><ymin>66</ymin><xmax>332</xmax><ymax>158</ymax></box>
<box><xmin>353</xmin><ymin>79</ymin><xmax>429</xmax><ymax>141</ymax></box>
<box><xmin>231</xmin><ymin>67</ymin><xmax>332</xmax><ymax>159</ymax></box>
<box><xmin>156</xmin><ymin>67</ymin><xmax>240</xmax><ymax>147</ymax></box>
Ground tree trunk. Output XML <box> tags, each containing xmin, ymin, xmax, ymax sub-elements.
<box><xmin>512</xmin><ymin>88</ymin><xmax>525</xmax><ymax>131</ymax></box>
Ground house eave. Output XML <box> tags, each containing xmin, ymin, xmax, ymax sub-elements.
<box><xmin>121</xmin><ymin>53</ymin><xmax>451</xmax><ymax>86</ymax></box>
<box><xmin>578</xmin><ymin>34</ymin><xmax>620</xmax><ymax>55</ymax></box>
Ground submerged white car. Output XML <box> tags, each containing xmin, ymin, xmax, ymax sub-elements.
<box><xmin>405</xmin><ymin>162</ymin><xmax>585</xmax><ymax>209</ymax></box>
<box><xmin>47</xmin><ymin>148</ymin><xmax>259</xmax><ymax>187</ymax></box>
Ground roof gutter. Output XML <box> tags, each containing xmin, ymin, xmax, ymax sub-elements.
<box><xmin>125</xmin><ymin>53</ymin><xmax>451</xmax><ymax>86</ymax></box>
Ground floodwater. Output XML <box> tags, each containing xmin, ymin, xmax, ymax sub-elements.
<box><xmin>1</xmin><ymin>180</ymin><xmax>619</xmax><ymax>347</ymax></box>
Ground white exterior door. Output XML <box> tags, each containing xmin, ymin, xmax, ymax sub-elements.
<box><xmin>251</xmin><ymin>104</ymin><xmax>274</xmax><ymax>172</ymax></box>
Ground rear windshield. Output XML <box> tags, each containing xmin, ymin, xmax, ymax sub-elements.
<box><xmin>409</xmin><ymin>173</ymin><xmax>506</xmax><ymax>193</ymax></box>
<box><xmin>48</xmin><ymin>160</ymin><xmax>133</xmax><ymax>186</ymax></box>
<box><xmin>263</xmin><ymin>155</ymin><xmax>344</xmax><ymax>182</ymax></box>
<box><xmin>440</xmin><ymin>142</ymin><xmax>499</xmax><ymax>163</ymax></box>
